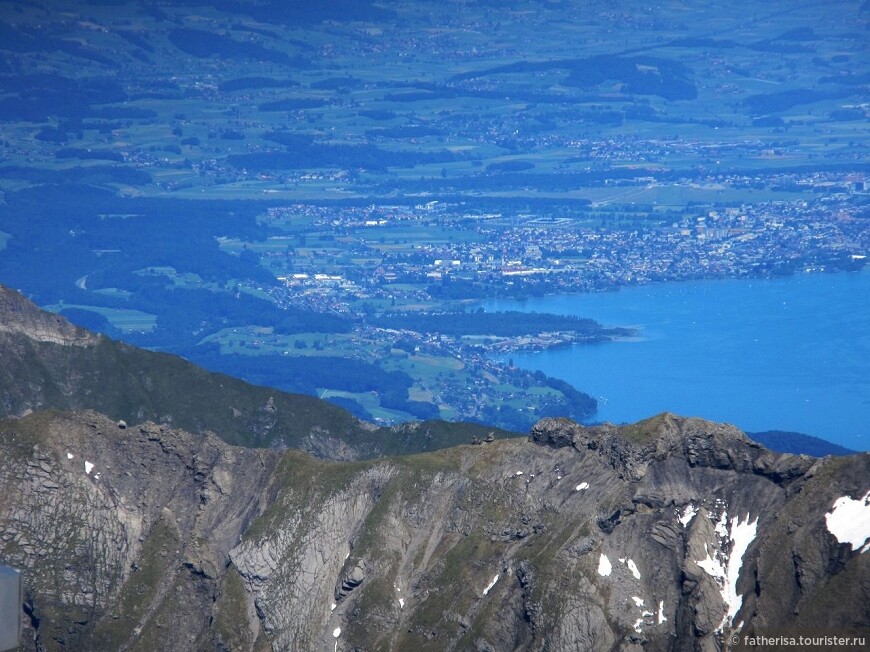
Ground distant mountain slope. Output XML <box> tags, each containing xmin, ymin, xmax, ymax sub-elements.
<box><xmin>749</xmin><ymin>430</ymin><xmax>857</xmax><ymax>457</ymax></box>
<box><xmin>1</xmin><ymin>410</ymin><xmax>866</xmax><ymax>651</ymax></box>
<box><xmin>0</xmin><ymin>285</ymin><xmax>515</xmax><ymax>459</ymax></box>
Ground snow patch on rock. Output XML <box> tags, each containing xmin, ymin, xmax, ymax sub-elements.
<box><xmin>482</xmin><ymin>574</ymin><xmax>499</xmax><ymax>595</ymax></box>
<box><xmin>597</xmin><ymin>553</ymin><xmax>612</xmax><ymax>577</ymax></box>
<box><xmin>626</xmin><ymin>559</ymin><xmax>641</xmax><ymax>580</ymax></box>
<box><xmin>84</xmin><ymin>461</ymin><xmax>94</xmax><ymax>474</ymax></box>
<box><xmin>696</xmin><ymin>512</ymin><xmax>758</xmax><ymax>631</ymax></box>
<box><xmin>679</xmin><ymin>504</ymin><xmax>697</xmax><ymax>527</ymax></box>
<box><xmin>714</xmin><ymin>510</ymin><xmax>729</xmax><ymax>538</ymax></box>
<box><xmin>825</xmin><ymin>491</ymin><xmax>870</xmax><ymax>553</ymax></box>
<box><xmin>696</xmin><ymin>544</ymin><xmax>725</xmax><ymax>579</ymax></box>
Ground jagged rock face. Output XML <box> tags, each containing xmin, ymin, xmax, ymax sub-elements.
<box><xmin>2</xmin><ymin>411</ymin><xmax>867</xmax><ymax>651</ymax></box>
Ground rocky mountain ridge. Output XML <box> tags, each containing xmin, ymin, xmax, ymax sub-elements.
<box><xmin>1</xmin><ymin>409</ymin><xmax>867</xmax><ymax>651</ymax></box>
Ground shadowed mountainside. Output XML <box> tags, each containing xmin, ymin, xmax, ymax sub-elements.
<box><xmin>0</xmin><ymin>284</ymin><xmax>516</xmax><ymax>459</ymax></box>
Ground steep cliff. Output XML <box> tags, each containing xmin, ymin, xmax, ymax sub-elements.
<box><xmin>1</xmin><ymin>412</ymin><xmax>866</xmax><ymax>651</ymax></box>
<box><xmin>0</xmin><ymin>410</ymin><xmax>280</xmax><ymax>650</ymax></box>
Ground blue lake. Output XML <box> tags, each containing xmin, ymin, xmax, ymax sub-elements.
<box><xmin>481</xmin><ymin>270</ymin><xmax>870</xmax><ymax>451</ymax></box>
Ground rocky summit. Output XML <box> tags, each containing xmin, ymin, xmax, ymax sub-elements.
<box><xmin>0</xmin><ymin>288</ymin><xmax>868</xmax><ymax>651</ymax></box>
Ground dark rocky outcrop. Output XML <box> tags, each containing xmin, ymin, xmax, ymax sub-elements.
<box><xmin>530</xmin><ymin>414</ymin><xmax>819</xmax><ymax>487</ymax></box>
<box><xmin>335</xmin><ymin>564</ymin><xmax>365</xmax><ymax>600</ymax></box>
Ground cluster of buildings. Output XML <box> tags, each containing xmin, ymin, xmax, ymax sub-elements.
<box><xmin>268</xmin><ymin>173</ymin><xmax>867</xmax><ymax>313</ymax></box>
